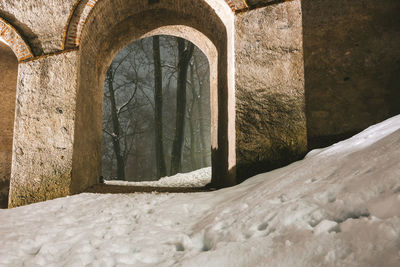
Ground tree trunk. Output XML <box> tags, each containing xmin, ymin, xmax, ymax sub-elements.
<box><xmin>106</xmin><ymin>66</ymin><xmax>125</xmax><ymax>180</ymax></box>
<box><xmin>153</xmin><ymin>36</ymin><xmax>167</xmax><ymax>178</ymax></box>
<box><xmin>189</xmin><ymin>62</ymin><xmax>200</xmax><ymax>170</ymax></box>
<box><xmin>189</xmin><ymin>115</ymin><xmax>197</xmax><ymax>170</ymax></box>
<box><xmin>170</xmin><ymin>38</ymin><xmax>194</xmax><ymax>175</ymax></box>
<box><xmin>194</xmin><ymin>55</ymin><xmax>208</xmax><ymax>167</ymax></box>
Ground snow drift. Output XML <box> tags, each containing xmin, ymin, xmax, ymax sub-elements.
<box><xmin>1</xmin><ymin>116</ymin><xmax>400</xmax><ymax>266</ymax></box>
<box><xmin>105</xmin><ymin>167</ymin><xmax>211</xmax><ymax>188</ymax></box>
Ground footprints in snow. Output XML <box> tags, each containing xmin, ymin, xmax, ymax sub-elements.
<box><xmin>257</xmin><ymin>222</ymin><xmax>269</xmax><ymax>231</ymax></box>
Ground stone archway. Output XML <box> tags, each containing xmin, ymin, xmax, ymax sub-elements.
<box><xmin>70</xmin><ymin>0</ymin><xmax>235</xmax><ymax>193</ymax></box>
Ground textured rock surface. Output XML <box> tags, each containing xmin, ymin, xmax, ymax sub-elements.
<box><xmin>235</xmin><ymin>0</ymin><xmax>307</xmax><ymax>181</ymax></box>
<box><xmin>9</xmin><ymin>51</ymin><xmax>78</xmax><ymax>208</ymax></box>
<box><xmin>0</xmin><ymin>42</ymin><xmax>18</xmax><ymax>208</ymax></box>
<box><xmin>302</xmin><ymin>0</ymin><xmax>400</xmax><ymax>149</ymax></box>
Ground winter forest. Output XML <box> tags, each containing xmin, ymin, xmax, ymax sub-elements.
<box><xmin>101</xmin><ymin>36</ymin><xmax>211</xmax><ymax>181</ymax></box>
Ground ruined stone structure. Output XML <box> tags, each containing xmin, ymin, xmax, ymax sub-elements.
<box><xmin>0</xmin><ymin>0</ymin><xmax>399</xmax><ymax>207</ymax></box>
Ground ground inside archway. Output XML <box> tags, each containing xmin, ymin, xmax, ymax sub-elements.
<box><xmin>1</xmin><ymin>116</ymin><xmax>400</xmax><ymax>266</ymax></box>
<box><xmin>105</xmin><ymin>168</ymin><xmax>211</xmax><ymax>188</ymax></box>
<box><xmin>86</xmin><ymin>168</ymin><xmax>212</xmax><ymax>194</ymax></box>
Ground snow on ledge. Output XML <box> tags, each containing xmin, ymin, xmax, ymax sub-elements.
<box><xmin>105</xmin><ymin>167</ymin><xmax>211</xmax><ymax>188</ymax></box>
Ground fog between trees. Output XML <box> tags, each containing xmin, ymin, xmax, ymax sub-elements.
<box><xmin>102</xmin><ymin>35</ymin><xmax>211</xmax><ymax>181</ymax></box>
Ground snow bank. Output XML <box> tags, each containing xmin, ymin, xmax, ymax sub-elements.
<box><xmin>1</xmin><ymin>116</ymin><xmax>400</xmax><ymax>266</ymax></box>
<box><xmin>105</xmin><ymin>167</ymin><xmax>211</xmax><ymax>188</ymax></box>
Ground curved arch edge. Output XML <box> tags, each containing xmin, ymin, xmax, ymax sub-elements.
<box><xmin>0</xmin><ymin>17</ymin><xmax>34</xmax><ymax>62</ymax></box>
<box><xmin>62</xmin><ymin>0</ymin><xmax>235</xmax><ymax>50</ymax></box>
<box><xmin>62</xmin><ymin>0</ymin><xmax>99</xmax><ymax>50</ymax></box>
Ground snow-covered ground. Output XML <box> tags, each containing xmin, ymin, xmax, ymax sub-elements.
<box><xmin>105</xmin><ymin>167</ymin><xmax>211</xmax><ymax>188</ymax></box>
<box><xmin>1</xmin><ymin>116</ymin><xmax>400</xmax><ymax>266</ymax></box>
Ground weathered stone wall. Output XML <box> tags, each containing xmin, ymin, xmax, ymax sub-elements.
<box><xmin>0</xmin><ymin>42</ymin><xmax>18</xmax><ymax>208</ymax></box>
<box><xmin>302</xmin><ymin>0</ymin><xmax>400</xmax><ymax>149</ymax></box>
<box><xmin>8</xmin><ymin>51</ymin><xmax>78</xmax><ymax>208</ymax></box>
<box><xmin>235</xmin><ymin>0</ymin><xmax>307</xmax><ymax>181</ymax></box>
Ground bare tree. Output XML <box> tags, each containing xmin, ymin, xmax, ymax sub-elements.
<box><xmin>170</xmin><ymin>38</ymin><xmax>194</xmax><ymax>175</ymax></box>
<box><xmin>102</xmin><ymin>36</ymin><xmax>210</xmax><ymax>181</ymax></box>
<box><xmin>187</xmin><ymin>62</ymin><xmax>200</xmax><ymax>170</ymax></box>
<box><xmin>103</xmin><ymin>46</ymin><xmax>143</xmax><ymax>180</ymax></box>
<box><xmin>105</xmin><ymin>65</ymin><xmax>125</xmax><ymax>180</ymax></box>
<box><xmin>193</xmin><ymin>53</ymin><xmax>209</xmax><ymax>167</ymax></box>
<box><xmin>153</xmin><ymin>36</ymin><xmax>167</xmax><ymax>178</ymax></box>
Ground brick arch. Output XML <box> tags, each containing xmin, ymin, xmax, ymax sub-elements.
<box><xmin>62</xmin><ymin>0</ymin><xmax>99</xmax><ymax>49</ymax></box>
<box><xmin>62</xmin><ymin>0</ymin><xmax>239</xmax><ymax>50</ymax></box>
<box><xmin>71</xmin><ymin>0</ymin><xmax>236</xmax><ymax>192</ymax></box>
<box><xmin>0</xmin><ymin>18</ymin><xmax>33</xmax><ymax>62</ymax></box>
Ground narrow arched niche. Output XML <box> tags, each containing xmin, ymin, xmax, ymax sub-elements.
<box><xmin>0</xmin><ymin>41</ymin><xmax>18</xmax><ymax>208</ymax></box>
<box><xmin>71</xmin><ymin>0</ymin><xmax>235</xmax><ymax>193</ymax></box>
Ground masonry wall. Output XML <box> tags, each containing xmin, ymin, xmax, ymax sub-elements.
<box><xmin>235</xmin><ymin>0</ymin><xmax>307</xmax><ymax>182</ymax></box>
<box><xmin>0</xmin><ymin>42</ymin><xmax>18</xmax><ymax>208</ymax></box>
<box><xmin>8</xmin><ymin>51</ymin><xmax>78</xmax><ymax>208</ymax></box>
<box><xmin>302</xmin><ymin>0</ymin><xmax>400</xmax><ymax>149</ymax></box>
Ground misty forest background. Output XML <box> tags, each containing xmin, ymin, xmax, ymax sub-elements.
<box><xmin>101</xmin><ymin>35</ymin><xmax>211</xmax><ymax>182</ymax></box>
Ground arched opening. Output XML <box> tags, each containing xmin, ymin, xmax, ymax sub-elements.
<box><xmin>71</xmin><ymin>0</ymin><xmax>235</xmax><ymax>193</ymax></box>
<box><xmin>101</xmin><ymin>35</ymin><xmax>212</xmax><ymax>185</ymax></box>
<box><xmin>0</xmin><ymin>39</ymin><xmax>18</xmax><ymax>208</ymax></box>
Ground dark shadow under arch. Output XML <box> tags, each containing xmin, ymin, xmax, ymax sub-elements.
<box><xmin>0</xmin><ymin>42</ymin><xmax>18</xmax><ymax>208</ymax></box>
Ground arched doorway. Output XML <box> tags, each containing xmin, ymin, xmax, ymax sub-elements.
<box><xmin>70</xmin><ymin>0</ymin><xmax>235</xmax><ymax>193</ymax></box>
<box><xmin>101</xmin><ymin>34</ymin><xmax>211</xmax><ymax>184</ymax></box>
<box><xmin>0</xmin><ymin>40</ymin><xmax>18</xmax><ymax>208</ymax></box>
